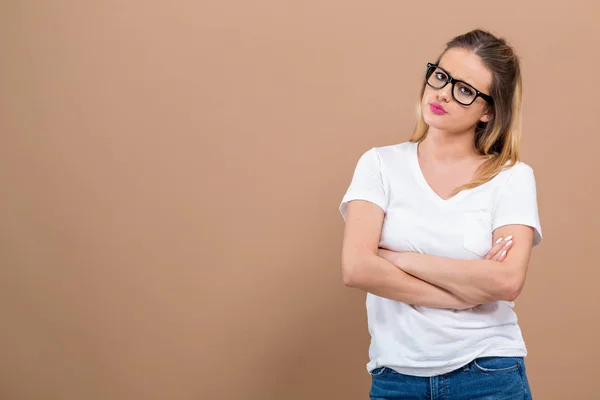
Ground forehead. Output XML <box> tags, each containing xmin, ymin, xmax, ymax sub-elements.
<box><xmin>438</xmin><ymin>48</ymin><xmax>493</xmax><ymax>91</ymax></box>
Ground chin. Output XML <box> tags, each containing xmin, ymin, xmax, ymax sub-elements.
<box><xmin>423</xmin><ymin>111</ymin><xmax>445</xmax><ymax>128</ymax></box>
<box><xmin>423</xmin><ymin>115</ymin><xmax>458</xmax><ymax>134</ymax></box>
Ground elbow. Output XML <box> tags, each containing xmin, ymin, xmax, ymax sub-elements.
<box><xmin>502</xmin><ymin>285</ymin><xmax>522</xmax><ymax>302</ymax></box>
<box><xmin>341</xmin><ymin>261</ymin><xmax>361</xmax><ymax>288</ymax></box>
<box><xmin>341</xmin><ymin>254</ymin><xmax>369</xmax><ymax>288</ymax></box>
<box><xmin>464</xmin><ymin>269</ymin><xmax>524</xmax><ymax>304</ymax></box>
<box><xmin>342</xmin><ymin>271</ymin><xmax>356</xmax><ymax>287</ymax></box>
<box><xmin>498</xmin><ymin>273</ymin><xmax>525</xmax><ymax>302</ymax></box>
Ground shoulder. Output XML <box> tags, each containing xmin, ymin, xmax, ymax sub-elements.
<box><xmin>497</xmin><ymin>161</ymin><xmax>536</xmax><ymax>185</ymax></box>
<box><xmin>488</xmin><ymin>161</ymin><xmax>538</xmax><ymax>199</ymax></box>
<box><xmin>373</xmin><ymin>141</ymin><xmax>414</xmax><ymax>155</ymax></box>
<box><xmin>350</xmin><ymin>141</ymin><xmax>413</xmax><ymax>166</ymax></box>
<box><xmin>366</xmin><ymin>141</ymin><xmax>415</xmax><ymax>164</ymax></box>
<box><xmin>508</xmin><ymin>161</ymin><xmax>535</xmax><ymax>174</ymax></box>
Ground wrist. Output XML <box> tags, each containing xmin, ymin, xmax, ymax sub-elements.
<box><xmin>395</xmin><ymin>251</ymin><xmax>414</xmax><ymax>272</ymax></box>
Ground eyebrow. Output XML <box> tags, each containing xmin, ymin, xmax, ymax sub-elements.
<box><xmin>437</xmin><ymin>65</ymin><xmax>478</xmax><ymax>88</ymax></box>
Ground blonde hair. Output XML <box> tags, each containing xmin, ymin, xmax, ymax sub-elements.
<box><xmin>409</xmin><ymin>29</ymin><xmax>523</xmax><ymax>196</ymax></box>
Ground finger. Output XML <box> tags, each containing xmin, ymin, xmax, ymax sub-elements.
<box><xmin>487</xmin><ymin>235</ymin><xmax>513</xmax><ymax>260</ymax></box>
<box><xmin>494</xmin><ymin>240</ymin><xmax>512</xmax><ymax>261</ymax></box>
<box><xmin>492</xmin><ymin>249</ymin><xmax>506</xmax><ymax>261</ymax></box>
<box><xmin>485</xmin><ymin>237</ymin><xmax>504</xmax><ymax>260</ymax></box>
<box><xmin>498</xmin><ymin>249</ymin><xmax>508</xmax><ymax>261</ymax></box>
<box><xmin>493</xmin><ymin>239</ymin><xmax>513</xmax><ymax>261</ymax></box>
<box><xmin>486</xmin><ymin>236</ymin><xmax>511</xmax><ymax>260</ymax></box>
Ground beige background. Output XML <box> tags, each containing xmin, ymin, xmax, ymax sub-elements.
<box><xmin>2</xmin><ymin>1</ymin><xmax>599</xmax><ymax>399</ymax></box>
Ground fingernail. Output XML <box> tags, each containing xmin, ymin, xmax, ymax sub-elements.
<box><xmin>495</xmin><ymin>238</ymin><xmax>503</xmax><ymax>244</ymax></box>
<box><xmin>500</xmin><ymin>250</ymin><xmax>507</xmax><ymax>257</ymax></box>
<box><xmin>505</xmin><ymin>240</ymin><xmax>513</xmax><ymax>247</ymax></box>
<box><xmin>504</xmin><ymin>235</ymin><xmax>513</xmax><ymax>241</ymax></box>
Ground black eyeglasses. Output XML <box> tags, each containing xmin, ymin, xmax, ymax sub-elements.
<box><xmin>425</xmin><ymin>62</ymin><xmax>494</xmax><ymax>106</ymax></box>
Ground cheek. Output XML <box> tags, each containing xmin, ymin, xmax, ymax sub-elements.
<box><xmin>422</xmin><ymin>87</ymin><xmax>436</xmax><ymax>104</ymax></box>
<box><xmin>464</xmin><ymin>106</ymin><xmax>488</xmax><ymax>124</ymax></box>
<box><xmin>451</xmin><ymin>109</ymin><xmax>481</xmax><ymax>127</ymax></box>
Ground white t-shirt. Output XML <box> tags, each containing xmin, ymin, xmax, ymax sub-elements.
<box><xmin>339</xmin><ymin>141</ymin><xmax>543</xmax><ymax>377</ymax></box>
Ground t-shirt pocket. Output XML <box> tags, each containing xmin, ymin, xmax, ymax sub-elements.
<box><xmin>462</xmin><ymin>210</ymin><xmax>493</xmax><ymax>258</ymax></box>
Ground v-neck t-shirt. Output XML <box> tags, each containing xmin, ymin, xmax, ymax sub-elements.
<box><xmin>339</xmin><ymin>141</ymin><xmax>543</xmax><ymax>377</ymax></box>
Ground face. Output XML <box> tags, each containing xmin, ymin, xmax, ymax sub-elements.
<box><xmin>422</xmin><ymin>48</ymin><xmax>493</xmax><ymax>134</ymax></box>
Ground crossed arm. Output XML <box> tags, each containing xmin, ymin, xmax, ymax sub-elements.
<box><xmin>378</xmin><ymin>223</ymin><xmax>534</xmax><ymax>304</ymax></box>
<box><xmin>341</xmin><ymin>200</ymin><xmax>535</xmax><ymax>308</ymax></box>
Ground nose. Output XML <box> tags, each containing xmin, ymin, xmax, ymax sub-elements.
<box><xmin>437</xmin><ymin>83</ymin><xmax>452</xmax><ymax>103</ymax></box>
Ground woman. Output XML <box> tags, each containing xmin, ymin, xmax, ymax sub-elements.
<box><xmin>339</xmin><ymin>29</ymin><xmax>542</xmax><ymax>399</ymax></box>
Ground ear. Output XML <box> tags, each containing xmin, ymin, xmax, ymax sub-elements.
<box><xmin>480</xmin><ymin>107</ymin><xmax>493</xmax><ymax>123</ymax></box>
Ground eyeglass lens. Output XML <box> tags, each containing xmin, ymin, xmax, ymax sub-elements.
<box><xmin>426</xmin><ymin>66</ymin><xmax>478</xmax><ymax>105</ymax></box>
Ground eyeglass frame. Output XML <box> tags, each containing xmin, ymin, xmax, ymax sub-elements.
<box><xmin>425</xmin><ymin>62</ymin><xmax>494</xmax><ymax>106</ymax></box>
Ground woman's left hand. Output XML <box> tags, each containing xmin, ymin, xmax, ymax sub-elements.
<box><xmin>485</xmin><ymin>236</ymin><xmax>513</xmax><ymax>261</ymax></box>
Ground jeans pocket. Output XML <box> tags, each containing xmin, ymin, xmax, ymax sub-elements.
<box><xmin>472</xmin><ymin>357</ymin><xmax>521</xmax><ymax>373</ymax></box>
<box><xmin>370</xmin><ymin>367</ymin><xmax>387</xmax><ymax>376</ymax></box>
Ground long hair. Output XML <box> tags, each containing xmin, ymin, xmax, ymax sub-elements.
<box><xmin>410</xmin><ymin>29</ymin><xmax>523</xmax><ymax>194</ymax></box>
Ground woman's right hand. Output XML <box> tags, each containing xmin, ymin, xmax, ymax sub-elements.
<box><xmin>485</xmin><ymin>236</ymin><xmax>513</xmax><ymax>261</ymax></box>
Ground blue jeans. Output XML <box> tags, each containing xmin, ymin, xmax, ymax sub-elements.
<box><xmin>369</xmin><ymin>357</ymin><xmax>532</xmax><ymax>400</ymax></box>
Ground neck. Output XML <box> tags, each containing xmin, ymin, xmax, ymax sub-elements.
<box><xmin>418</xmin><ymin>128</ymin><xmax>478</xmax><ymax>163</ymax></box>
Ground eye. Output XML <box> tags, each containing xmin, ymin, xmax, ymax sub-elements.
<box><xmin>459</xmin><ymin>85</ymin><xmax>474</xmax><ymax>96</ymax></box>
<box><xmin>435</xmin><ymin>72</ymin><xmax>447</xmax><ymax>81</ymax></box>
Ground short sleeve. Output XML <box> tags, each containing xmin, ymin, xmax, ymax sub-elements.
<box><xmin>492</xmin><ymin>164</ymin><xmax>543</xmax><ymax>247</ymax></box>
<box><xmin>338</xmin><ymin>148</ymin><xmax>388</xmax><ymax>222</ymax></box>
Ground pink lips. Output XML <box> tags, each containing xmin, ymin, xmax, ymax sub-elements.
<box><xmin>430</xmin><ymin>103</ymin><xmax>446</xmax><ymax>115</ymax></box>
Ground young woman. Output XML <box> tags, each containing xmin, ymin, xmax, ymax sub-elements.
<box><xmin>339</xmin><ymin>29</ymin><xmax>542</xmax><ymax>400</ymax></box>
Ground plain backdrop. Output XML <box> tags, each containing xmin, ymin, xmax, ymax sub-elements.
<box><xmin>2</xmin><ymin>1</ymin><xmax>599</xmax><ymax>399</ymax></box>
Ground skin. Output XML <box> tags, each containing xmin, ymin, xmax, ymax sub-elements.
<box><xmin>341</xmin><ymin>48</ymin><xmax>535</xmax><ymax>308</ymax></box>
